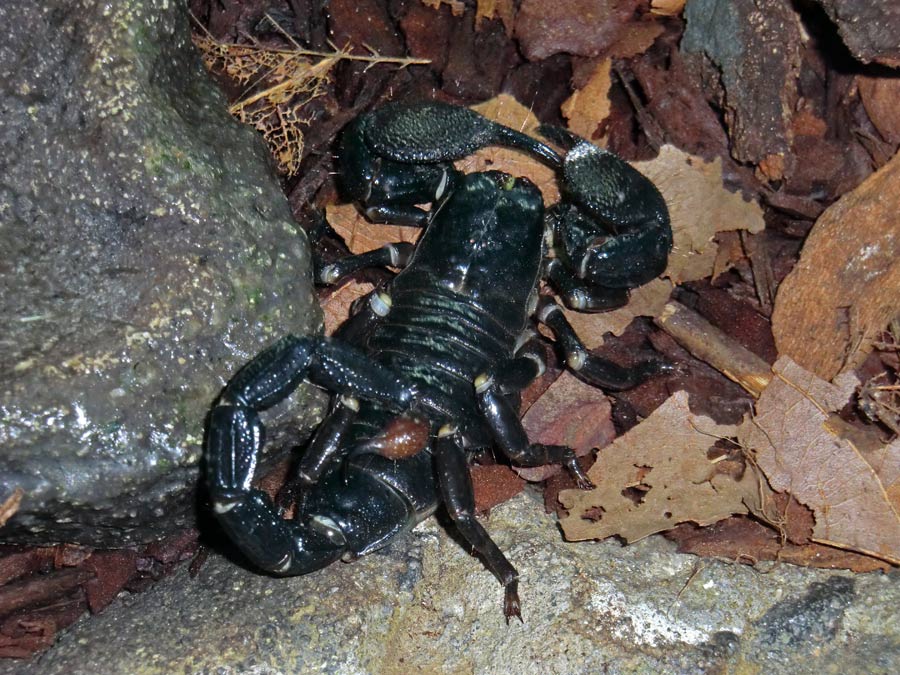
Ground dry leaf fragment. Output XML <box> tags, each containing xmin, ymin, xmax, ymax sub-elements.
<box><xmin>321</xmin><ymin>279</ymin><xmax>375</xmax><ymax>336</ymax></box>
<box><xmin>561</xmin><ymin>59</ymin><xmax>612</xmax><ymax>141</ymax></box>
<box><xmin>559</xmin><ymin>391</ymin><xmax>765</xmax><ymax>543</ymax></box>
<box><xmin>740</xmin><ymin>357</ymin><xmax>900</xmax><ymax>564</ymax></box>
<box><xmin>421</xmin><ymin>0</ymin><xmax>465</xmax><ymax>16</ymax></box>
<box><xmin>651</xmin><ymin>0</ymin><xmax>685</xmax><ymax>16</ymax></box>
<box><xmin>475</xmin><ymin>0</ymin><xmax>516</xmax><ymax>36</ymax></box>
<box><xmin>325</xmin><ymin>202</ymin><xmax>422</xmax><ymax>256</ymax></box>
<box><xmin>514</xmin><ymin>0</ymin><xmax>641</xmax><ymax>60</ymax></box>
<box><xmin>518</xmin><ymin>371</ymin><xmax>615</xmax><ymax>482</ymax></box>
<box><xmin>637</xmin><ymin>145</ymin><xmax>766</xmax><ymax>285</ymax></box>
<box><xmin>772</xmin><ymin>150</ymin><xmax>900</xmax><ymax>381</ymax></box>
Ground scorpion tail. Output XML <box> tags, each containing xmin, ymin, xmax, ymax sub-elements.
<box><xmin>207</xmin><ymin>404</ymin><xmax>346</xmax><ymax>575</ymax></box>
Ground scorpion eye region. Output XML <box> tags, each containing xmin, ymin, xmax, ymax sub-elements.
<box><xmin>361</xmin><ymin>413</ymin><xmax>431</xmax><ymax>459</ymax></box>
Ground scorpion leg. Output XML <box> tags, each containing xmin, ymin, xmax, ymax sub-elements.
<box><xmin>276</xmin><ymin>395</ymin><xmax>359</xmax><ymax>512</ymax></box>
<box><xmin>317</xmin><ymin>242</ymin><xmax>416</xmax><ymax>285</ymax></box>
<box><xmin>434</xmin><ymin>426</ymin><xmax>522</xmax><ymax>623</ymax></box>
<box><xmin>474</xmin><ymin>371</ymin><xmax>594</xmax><ymax>491</ymax></box>
<box><xmin>483</xmin><ymin>331</ymin><xmax>546</xmax><ymax>394</ymax></box>
<box><xmin>536</xmin><ymin>297</ymin><xmax>670</xmax><ymax>390</ymax></box>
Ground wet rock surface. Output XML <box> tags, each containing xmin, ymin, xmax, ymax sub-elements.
<box><xmin>0</xmin><ymin>0</ymin><xmax>322</xmax><ymax>546</ymax></box>
<box><xmin>6</xmin><ymin>492</ymin><xmax>898</xmax><ymax>674</ymax></box>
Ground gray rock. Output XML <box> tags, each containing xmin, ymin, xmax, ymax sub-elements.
<box><xmin>7</xmin><ymin>492</ymin><xmax>898</xmax><ymax>674</ymax></box>
<box><xmin>0</xmin><ymin>0</ymin><xmax>323</xmax><ymax>545</ymax></box>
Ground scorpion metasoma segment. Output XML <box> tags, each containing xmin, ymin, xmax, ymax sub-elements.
<box><xmin>206</xmin><ymin>102</ymin><xmax>672</xmax><ymax>621</ymax></box>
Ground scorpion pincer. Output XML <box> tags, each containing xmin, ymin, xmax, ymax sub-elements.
<box><xmin>205</xmin><ymin>101</ymin><xmax>672</xmax><ymax>621</ymax></box>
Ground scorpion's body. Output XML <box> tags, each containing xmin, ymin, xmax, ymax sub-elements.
<box><xmin>207</xmin><ymin>102</ymin><xmax>672</xmax><ymax>620</ymax></box>
<box><xmin>306</xmin><ymin>172</ymin><xmax>545</xmax><ymax>560</ymax></box>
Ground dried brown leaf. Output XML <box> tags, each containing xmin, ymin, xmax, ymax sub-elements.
<box><xmin>514</xmin><ymin>0</ymin><xmax>641</xmax><ymax>60</ymax></box>
<box><xmin>739</xmin><ymin>357</ymin><xmax>900</xmax><ymax>564</ymax></box>
<box><xmin>772</xmin><ymin>150</ymin><xmax>900</xmax><ymax>381</ymax></box>
<box><xmin>421</xmin><ymin>0</ymin><xmax>465</xmax><ymax>16</ymax></box>
<box><xmin>519</xmin><ymin>372</ymin><xmax>615</xmax><ymax>482</ymax></box>
<box><xmin>559</xmin><ymin>391</ymin><xmax>766</xmax><ymax>543</ymax></box>
<box><xmin>650</xmin><ymin>0</ymin><xmax>685</xmax><ymax>16</ymax></box>
<box><xmin>561</xmin><ymin>59</ymin><xmax>612</xmax><ymax>141</ymax></box>
<box><xmin>475</xmin><ymin>0</ymin><xmax>516</xmax><ymax>36</ymax></box>
<box><xmin>606</xmin><ymin>21</ymin><xmax>666</xmax><ymax>60</ymax></box>
<box><xmin>325</xmin><ymin>202</ymin><xmax>422</xmax><ymax>256</ymax></box>
<box><xmin>637</xmin><ymin>145</ymin><xmax>766</xmax><ymax>284</ymax></box>
<box><xmin>321</xmin><ymin>279</ymin><xmax>375</xmax><ymax>336</ymax></box>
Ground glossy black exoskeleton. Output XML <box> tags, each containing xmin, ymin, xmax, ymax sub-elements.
<box><xmin>206</xmin><ymin>102</ymin><xmax>672</xmax><ymax>621</ymax></box>
<box><xmin>335</xmin><ymin>100</ymin><xmax>672</xmax><ymax>312</ymax></box>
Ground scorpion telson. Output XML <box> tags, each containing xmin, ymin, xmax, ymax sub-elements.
<box><xmin>206</xmin><ymin>102</ymin><xmax>673</xmax><ymax>621</ymax></box>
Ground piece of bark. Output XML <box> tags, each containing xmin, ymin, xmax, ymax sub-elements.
<box><xmin>83</xmin><ymin>550</ymin><xmax>139</xmax><ymax>614</ymax></box>
<box><xmin>0</xmin><ymin>568</ymin><xmax>94</xmax><ymax>616</ymax></box>
<box><xmin>666</xmin><ymin>517</ymin><xmax>891</xmax><ymax>572</ymax></box>
<box><xmin>815</xmin><ymin>0</ymin><xmax>900</xmax><ymax>67</ymax></box>
<box><xmin>681</xmin><ymin>0</ymin><xmax>801</xmax><ymax>177</ymax></box>
<box><xmin>858</xmin><ymin>75</ymin><xmax>900</xmax><ymax>145</ymax></box>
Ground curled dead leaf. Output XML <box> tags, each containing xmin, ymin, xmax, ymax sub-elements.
<box><xmin>739</xmin><ymin>357</ymin><xmax>900</xmax><ymax>565</ymax></box>
<box><xmin>772</xmin><ymin>150</ymin><xmax>900</xmax><ymax>381</ymax></box>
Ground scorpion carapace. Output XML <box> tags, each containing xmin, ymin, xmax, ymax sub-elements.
<box><xmin>206</xmin><ymin>102</ymin><xmax>673</xmax><ymax>621</ymax></box>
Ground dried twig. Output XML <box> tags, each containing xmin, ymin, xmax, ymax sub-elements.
<box><xmin>192</xmin><ymin>14</ymin><xmax>429</xmax><ymax>174</ymax></box>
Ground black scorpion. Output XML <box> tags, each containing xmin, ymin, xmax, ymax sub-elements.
<box><xmin>206</xmin><ymin>102</ymin><xmax>672</xmax><ymax>620</ymax></box>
